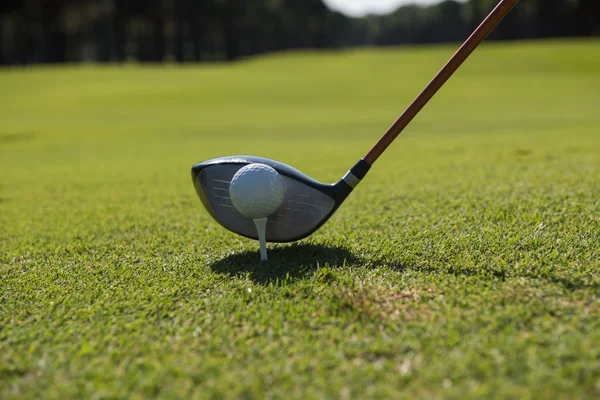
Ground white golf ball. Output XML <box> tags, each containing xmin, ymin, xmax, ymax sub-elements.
<box><xmin>229</xmin><ymin>163</ymin><xmax>284</xmax><ymax>219</ymax></box>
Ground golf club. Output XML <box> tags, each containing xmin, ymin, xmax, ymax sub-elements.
<box><xmin>191</xmin><ymin>0</ymin><xmax>520</xmax><ymax>244</ymax></box>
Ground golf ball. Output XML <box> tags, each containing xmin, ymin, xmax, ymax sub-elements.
<box><xmin>229</xmin><ymin>163</ymin><xmax>284</xmax><ymax>219</ymax></box>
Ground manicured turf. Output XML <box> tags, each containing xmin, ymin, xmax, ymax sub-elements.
<box><xmin>1</xmin><ymin>38</ymin><xmax>599</xmax><ymax>398</ymax></box>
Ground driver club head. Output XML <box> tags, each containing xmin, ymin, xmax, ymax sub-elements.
<box><xmin>191</xmin><ymin>156</ymin><xmax>370</xmax><ymax>242</ymax></box>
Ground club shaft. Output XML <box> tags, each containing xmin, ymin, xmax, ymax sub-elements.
<box><xmin>363</xmin><ymin>0</ymin><xmax>520</xmax><ymax>165</ymax></box>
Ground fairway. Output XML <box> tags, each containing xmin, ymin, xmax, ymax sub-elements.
<box><xmin>1</xmin><ymin>38</ymin><xmax>599</xmax><ymax>398</ymax></box>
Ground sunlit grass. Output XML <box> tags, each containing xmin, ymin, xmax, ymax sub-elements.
<box><xmin>1</xmin><ymin>38</ymin><xmax>599</xmax><ymax>398</ymax></box>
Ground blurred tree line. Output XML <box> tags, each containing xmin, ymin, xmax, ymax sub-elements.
<box><xmin>1</xmin><ymin>0</ymin><xmax>599</xmax><ymax>66</ymax></box>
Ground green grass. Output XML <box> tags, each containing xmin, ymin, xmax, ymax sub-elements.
<box><xmin>1</xmin><ymin>38</ymin><xmax>599</xmax><ymax>399</ymax></box>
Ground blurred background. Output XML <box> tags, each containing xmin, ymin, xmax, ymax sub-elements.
<box><xmin>1</xmin><ymin>0</ymin><xmax>599</xmax><ymax>66</ymax></box>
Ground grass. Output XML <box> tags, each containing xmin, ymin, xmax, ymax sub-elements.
<box><xmin>1</xmin><ymin>38</ymin><xmax>599</xmax><ymax>398</ymax></box>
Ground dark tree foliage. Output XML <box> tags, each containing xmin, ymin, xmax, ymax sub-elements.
<box><xmin>0</xmin><ymin>0</ymin><xmax>598</xmax><ymax>65</ymax></box>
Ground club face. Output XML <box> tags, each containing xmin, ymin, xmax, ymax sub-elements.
<box><xmin>191</xmin><ymin>156</ymin><xmax>352</xmax><ymax>242</ymax></box>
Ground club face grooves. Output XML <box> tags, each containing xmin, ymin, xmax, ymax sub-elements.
<box><xmin>191</xmin><ymin>156</ymin><xmax>353</xmax><ymax>242</ymax></box>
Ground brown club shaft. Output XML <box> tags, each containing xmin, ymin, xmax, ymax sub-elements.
<box><xmin>363</xmin><ymin>0</ymin><xmax>520</xmax><ymax>165</ymax></box>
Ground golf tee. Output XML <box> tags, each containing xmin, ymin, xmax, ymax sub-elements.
<box><xmin>253</xmin><ymin>217</ymin><xmax>268</xmax><ymax>261</ymax></box>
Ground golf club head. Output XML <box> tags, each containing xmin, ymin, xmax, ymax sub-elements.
<box><xmin>191</xmin><ymin>156</ymin><xmax>367</xmax><ymax>242</ymax></box>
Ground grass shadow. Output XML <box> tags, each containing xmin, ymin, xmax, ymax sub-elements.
<box><xmin>536</xmin><ymin>274</ymin><xmax>600</xmax><ymax>292</ymax></box>
<box><xmin>0</xmin><ymin>132</ymin><xmax>36</xmax><ymax>144</ymax></box>
<box><xmin>210</xmin><ymin>243</ymin><xmax>358</xmax><ymax>285</ymax></box>
<box><xmin>386</xmin><ymin>260</ymin><xmax>600</xmax><ymax>292</ymax></box>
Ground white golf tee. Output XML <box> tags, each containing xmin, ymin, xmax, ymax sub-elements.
<box><xmin>253</xmin><ymin>217</ymin><xmax>268</xmax><ymax>261</ymax></box>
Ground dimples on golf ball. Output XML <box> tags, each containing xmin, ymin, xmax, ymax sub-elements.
<box><xmin>229</xmin><ymin>164</ymin><xmax>284</xmax><ymax>219</ymax></box>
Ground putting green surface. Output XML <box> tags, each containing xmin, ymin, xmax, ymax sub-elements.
<box><xmin>1</xmin><ymin>39</ymin><xmax>599</xmax><ymax>398</ymax></box>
